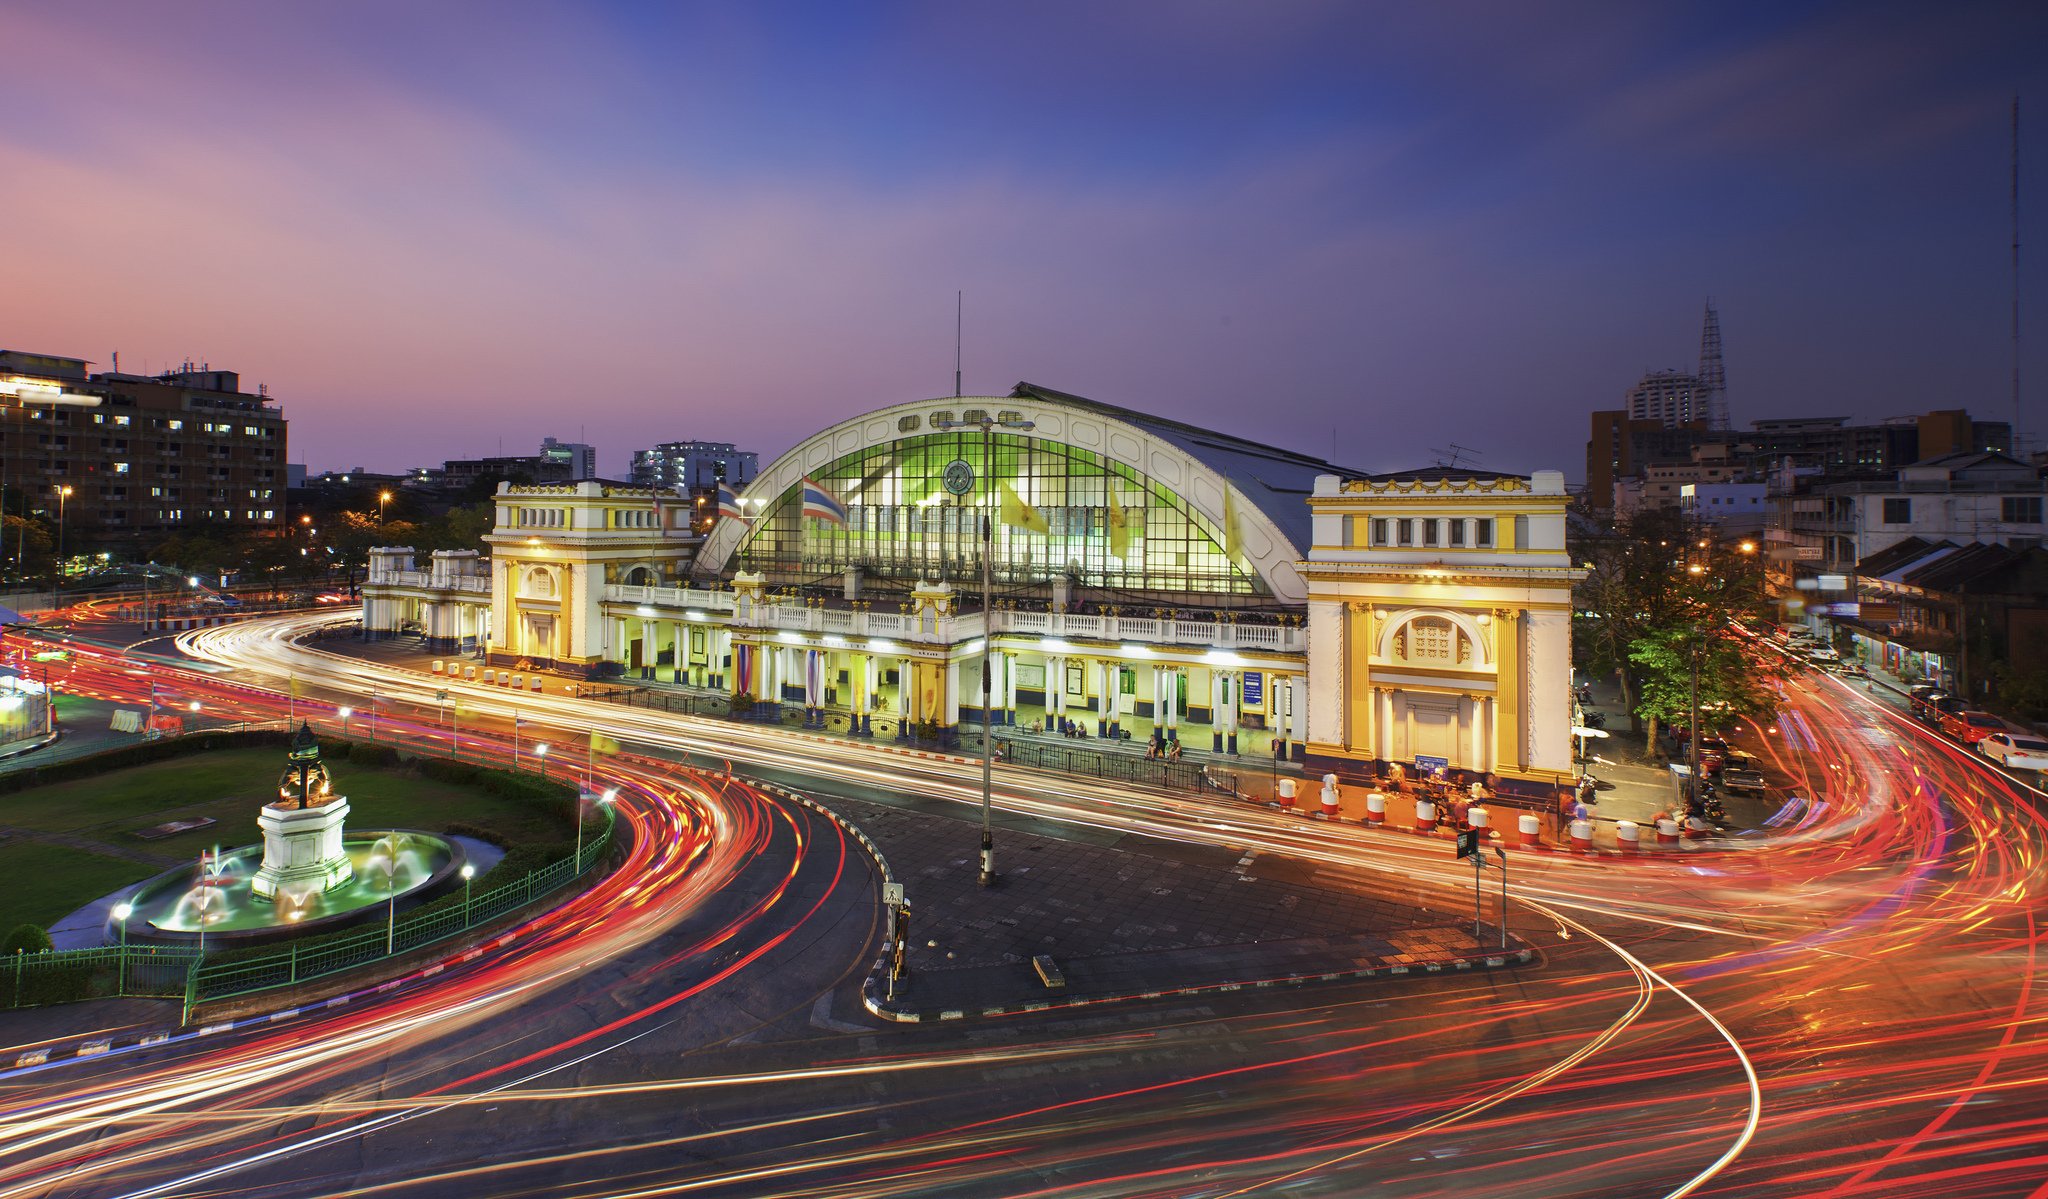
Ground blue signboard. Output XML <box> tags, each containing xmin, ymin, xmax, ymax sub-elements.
<box><xmin>1241</xmin><ymin>671</ymin><xmax>1264</xmax><ymax>709</ymax></box>
<box><xmin>1414</xmin><ymin>755</ymin><xmax>1450</xmax><ymax>775</ymax></box>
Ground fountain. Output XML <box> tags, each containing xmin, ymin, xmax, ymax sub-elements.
<box><xmin>113</xmin><ymin>724</ymin><xmax>462</xmax><ymax>947</ymax></box>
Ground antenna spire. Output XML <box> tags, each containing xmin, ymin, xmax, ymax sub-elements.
<box><xmin>1697</xmin><ymin>299</ymin><xmax>1728</xmax><ymax>431</ymax></box>
<box><xmin>954</xmin><ymin>291</ymin><xmax>963</xmax><ymax>398</ymax></box>
<box><xmin>2013</xmin><ymin>94</ymin><xmax>2023</xmax><ymax>449</ymax></box>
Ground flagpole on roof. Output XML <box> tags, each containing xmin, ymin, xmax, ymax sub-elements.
<box><xmin>954</xmin><ymin>290</ymin><xmax>963</xmax><ymax>398</ymax></box>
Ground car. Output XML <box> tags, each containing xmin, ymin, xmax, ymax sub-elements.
<box><xmin>1940</xmin><ymin>710</ymin><xmax>2007</xmax><ymax>746</ymax></box>
<box><xmin>315</xmin><ymin>592</ymin><xmax>350</xmax><ymax>604</ymax></box>
<box><xmin>1909</xmin><ymin>687</ymin><xmax>1947</xmax><ymax>718</ymax></box>
<box><xmin>1979</xmin><ymin>733</ymin><xmax>2048</xmax><ymax>771</ymax></box>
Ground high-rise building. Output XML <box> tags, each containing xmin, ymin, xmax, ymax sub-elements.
<box><xmin>0</xmin><ymin>349</ymin><xmax>287</xmax><ymax>551</ymax></box>
<box><xmin>1626</xmin><ymin>369</ymin><xmax>1706</xmax><ymax>427</ymax></box>
<box><xmin>538</xmin><ymin>437</ymin><xmax>597</xmax><ymax>480</ymax></box>
<box><xmin>629</xmin><ymin>440</ymin><xmax>758</xmax><ymax>493</ymax></box>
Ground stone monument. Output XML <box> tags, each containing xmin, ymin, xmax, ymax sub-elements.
<box><xmin>250</xmin><ymin>722</ymin><xmax>354</xmax><ymax>900</ymax></box>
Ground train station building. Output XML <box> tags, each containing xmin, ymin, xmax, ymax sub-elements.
<box><xmin>363</xmin><ymin>383</ymin><xmax>1582</xmax><ymax>794</ymax></box>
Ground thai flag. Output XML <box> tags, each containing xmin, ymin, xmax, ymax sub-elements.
<box><xmin>801</xmin><ymin>477</ymin><xmax>847</xmax><ymax>525</ymax></box>
<box><xmin>717</xmin><ymin>482</ymin><xmax>745</xmax><ymax>523</ymax></box>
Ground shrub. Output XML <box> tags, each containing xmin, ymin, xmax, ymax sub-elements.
<box><xmin>2</xmin><ymin>924</ymin><xmax>53</xmax><ymax>955</ymax></box>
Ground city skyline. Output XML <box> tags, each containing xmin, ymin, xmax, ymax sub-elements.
<box><xmin>3</xmin><ymin>1</ymin><xmax>2045</xmax><ymax>480</ymax></box>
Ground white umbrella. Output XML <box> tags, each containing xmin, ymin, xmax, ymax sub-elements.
<box><xmin>1571</xmin><ymin>726</ymin><xmax>1611</xmax><ymax>739</ymax></box>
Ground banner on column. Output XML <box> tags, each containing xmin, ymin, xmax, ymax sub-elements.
<box><xmin>1241</xmin><ymin>671</ymin><xmax>1263</xmax><ymax>709</ymax></box>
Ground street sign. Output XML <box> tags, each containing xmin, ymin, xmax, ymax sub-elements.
<box><xmin>1241</xmin><ymin>671</ymin><xmax>1263</xmax><ymax>707</ymax></box>
<box><xmin>1456</xmin><ymin>827</ymin><xmax>1480</xmax><ymax>859</ymax></box>
<box><xmin>1415</xmin><ymin>755</ymin><xmax>1449</xmax><ymax>774</ymax></box>
<box><xmin>435</xmin><ymin>689</ymin><xmax>449</xmax><ymax>702</ymax></box>
<box><xmin>882</xmin><ymin>883</ymin><xmax>905</xmax><ymax>908</ymax></box>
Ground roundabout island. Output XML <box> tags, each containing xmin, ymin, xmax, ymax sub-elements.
<box><xmin>112</xmin><ymin>724</ymin><xmax>462</xmax><ymax>948</ymax></box>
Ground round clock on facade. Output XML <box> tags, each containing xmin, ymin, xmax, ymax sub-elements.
<box><xmin>942</xmin><ymin>458</ymin><xmax>975</xmax><ymax>496</ymax></box>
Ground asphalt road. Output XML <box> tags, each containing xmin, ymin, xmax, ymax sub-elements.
<box><xmin>1</xmin><ymin>614</ymin><xmax>2044</xmax><ymax>1197</ymax></box>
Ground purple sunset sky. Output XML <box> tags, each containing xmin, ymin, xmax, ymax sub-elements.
<box><xmin>3</xmin><ymin>1</ymin><xmax>2044</xmax><ymax>481</ymax></box>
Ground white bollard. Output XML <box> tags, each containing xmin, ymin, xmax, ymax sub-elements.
<box><xmin>1656</xmin><ymin>818</ymin><xmax>1681</xmax><ymax>847</ymax></box>
<box><xmin>1519</xmin><ymin>812</ymin><xmax>1542</xmax><ymax>848</ymax></box>
<box><xmin>1616</xmin><ymin>820</ymin><xmax>1641</xmax><ymax>854</ymax></box>
<box><xmin>1277</xmin><ymin>778</ymin><xmax>1298</xmax><ymax>808</ymax></box>
<box><xmin>1365</xmin><ymin>792</ymin><xmax>1386</xmax><ymax>826</ymax></box>
<box><xmin>1415</xmin><ymin>799</ymin><xmax>1438</xmax><ymax>832</ymax></box>
<box><xmin>1320</xmin><ymin>773</ymin><xmax>1341</xmax><ymax>820</ymax></box>
<box><xmin>1468</xmin><ymin>806</ymin><xmax>1490</xmax><ymax>832</ymax></box>
<box><xmin>432</xmin><ymin>660</ymin><xmax>444</xmax><ymax>675</ymax></box>
<box><xmin>1570</xmin><ymin>818</ymin><xmax>1594</xmax><ymax>851</ymax></box>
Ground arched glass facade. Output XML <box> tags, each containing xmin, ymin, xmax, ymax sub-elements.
<box><xmin>734</xmin><ymin>431</ymin><xmax>1264</xmax><ymax>596</ymax></box>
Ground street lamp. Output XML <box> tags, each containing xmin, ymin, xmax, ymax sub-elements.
<box><xmin>53</xmin><ymin>484</ymin><xmax>72</xmax><ymax>573</ymax></box>
<box><xmin>460</xmin><ymin>862</ymin><xmax>475</xmax><ymax>921</ymax></box>
<box><xmin>337</xmin><ymin>705</ymin><xmax>352</xmax><ymax>738</ymax></box>
<box><xmin>378</xmin><ymin>490</ymin><xmax>393</xmax><ymax>525</ymax></box>
<box><xmin>930</xmin><ymin>410</ymin><xmax>1035</xmax><ymax>888</ymax></box>
<box><xmin>575</xmin><ymin>788</ymin><xmax>616</xmax><ymax>871</ymax></box>
<box><xmin>112</xmin><ymin>901</ymin><xmax>133</xmax><ymax>993</ymax></box>
<box><xmin>534</xmin><ymin>743</ymin><xmax>549</xmax><ymax>779</ymax></box>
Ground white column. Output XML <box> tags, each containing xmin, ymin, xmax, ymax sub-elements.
<box><xmin>897</xmin><ymin>655</ymin><xmax>914</xmax><ymax>736</ymax></box>
<box><xmin>1223</xmin><ymin>670</ymin><xmax>1240</xmax><ymax>754</ymax></box>
<box><xmin>1004</xmin><ymin>651</ymin><xmax>1018</xmax><ymax>723</ymax></box>
<box><xmin>1210</xmin><ymin>670</ymin><xmax>1224</xmax><ymax>751</ymax></box>
<box><xmin>1379</xmin><ymin>688</ymin><xmax>1395</xmax><ymax>761</ymax></box>
<box><xmin>1480</xmin><ymin>697</ymin><xmax>1495</xmax><ymax>774</ymax></box>
<box><xmin>943</xmin><ymin>655</ymin><xmax>961</xmax><ymax>731</ymax></box>
<box><xmin>1101</xmin><ymin>659</ymin><xmax>1118</xmax><ymax>736</ymax></box>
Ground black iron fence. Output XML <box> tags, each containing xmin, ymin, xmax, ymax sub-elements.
<box><xmin>995</xmin><ymin>736</ymin><xmax>1237</xmax><ymax>795</ymax></box>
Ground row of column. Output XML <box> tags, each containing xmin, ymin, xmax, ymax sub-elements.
<box><xmin>674</xmin><ymin>629</ymin><xmax>1302</xmax><ymax>758</ymax></box>
<box><xmin>1367</xmin><ymin>686</ymin><xmax>1494</xmax><ymax>774</ymax></box>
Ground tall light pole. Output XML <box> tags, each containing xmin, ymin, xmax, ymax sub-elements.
<box><xmin>378</xmin><ymin>490</ymin><xmax>393</xmax><ymax>527</ymax></box>
<box><xmin>577</xmin><ymin>788</ymin><xmax>615</xmax><ymax>871</ymax></box>
<box><xmin>338</xmin><ymin>705</ymin><xmax>352</xmax><ymax>739</ymax></box>
<box><xmin>931</xmin><ymin>410</ymin><xmax>1034</xmax><ymax>888</ymax></box>
<box><xmin>53</xmin><ymin>484</ymin><xmax>72</xmax><ymax>575</ymax></box>
<box><xmin>460</xmin><ymin>862</ymin><xmax>475</xmax><ymax>920</ymax></box>
<box><xmin>534</xmin><ymin>742</ymin><xmax>549</xmax><ymax>780</ymax></box>
<box><xmin>112</xmin><ymin>901</ymin><xmax>132</xmax><ymax>994</ymax></box>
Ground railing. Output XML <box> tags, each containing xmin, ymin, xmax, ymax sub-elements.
<box><xmin>5</xmin><ymin>944</ymin><xmax>199</xmax><ymax>1010</ymax></box>
<box><xmin>995</xmin><ymin>736</ymin><xmax>1237</xmax><ymax>795</ymax></box>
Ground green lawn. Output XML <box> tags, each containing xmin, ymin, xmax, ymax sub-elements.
<box><xmin>0</xmin><ymin>746</ymin><xmax>576</xmax><ymax>934</ymax></box>
<box><xmin>0</xmin><ymin>841</ymin><xmax>152</xmax><ymax>933</ymax></box>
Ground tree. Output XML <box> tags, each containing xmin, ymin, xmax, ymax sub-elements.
<box><xmin>1628</xmin><ymin>627</ymin><xmax>1781</xmax><ymax>747</ymax></box>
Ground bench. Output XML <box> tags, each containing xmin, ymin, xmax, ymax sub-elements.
<box><xmin>1032</xmin><ymin>954</ymin><xmax>1066</xmax><ymax>990</ymax></box>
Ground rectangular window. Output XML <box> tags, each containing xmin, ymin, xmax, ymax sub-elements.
<box><xmin>1423</xmin><ymin>519</ymin><xmax>1439</xmax><ymax>547</ymax></box>
<box><xmin>1883</xmin><ymin>498</ymin><xmax>1912</xmax><ymax>524</ymax></box>
<box><xmin>1514</xmin><ymin>514</ymin><xmax>1530</xmax><ymax>548</ymax></box>
<box><xmin>1397</xmin><ymin>519</ymin><xmax>1414</xmax><ymax>546</ymax></box>
<box><xmin>1370</xmin><ymin>517</ymin><xmax>1389</xmax><ymax>546</ymax></box>
<box><xmin>2002</xmin><ymin>497</ymin><xmax>2043</xmax><ymax>523</ymax></box>
<box><xmin>1449</xmin><ymin>520</ymin><xmax>1465</xmax><ymax>547</ymax></box>
<box><xmin>1474</xmin><ymin>519</ymin><xmax>1493</xmax><ymax>547</ymax></box>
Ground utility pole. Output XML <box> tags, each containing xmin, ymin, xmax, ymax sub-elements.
<box><xmin>1688</xmin><ymin>636</ymin><xmax>1702</xmax><ymax>809</ymax></box>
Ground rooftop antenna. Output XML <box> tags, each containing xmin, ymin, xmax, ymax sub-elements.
<box><xmin>1697</xmin><ymin>299</ymin><xmax>1728</xmax><ymax>431</ymax></box>
<box><xmin>1430</xmin><ymin>443</ymin><xmax>1483</xmax><ymax>469</ymax></box>
<box><xmin>2013</xmin><ymin>94</ymin><xmax>2023</xmax><ymax>451</ymax></box>
<box><xmin>954</xmin><ymin>290</ymin><xmax>963</xmax><ymax>398</ymax></box>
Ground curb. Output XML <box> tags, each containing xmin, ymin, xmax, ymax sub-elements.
<box><xmin>1254</xmin><ymin>802</ymin><xmax>1724</xmax><ymax>862</ymax></box>
<box><xmin>861</xmin><ymin>944</ymin><xmax>1539</xmax><ymax>1023</ymax></box>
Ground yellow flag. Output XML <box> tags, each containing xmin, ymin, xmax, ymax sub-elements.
<box><xmin>1223</xmin><ymin>485</ymin><xmax>1246</xmax><ymax>568</ymax></box>
<box><xmin>288</xmin><ymin>675</ymin><xmax>304</xmax><ymax>699</ymax></box>
<box><xmin>590</xmin><ymin>732</ymin><xmax>623</xmax><ymax>756</ymax></box>
<box><xmin>1105</xmin><ymin>482</ymin><xmax>1130</xmax><ymax>560</ymax></box>
<box><xmin>999</xmin><ymin>482</ymin><xmax>1049</xmax><ymax>535</ymax></box>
